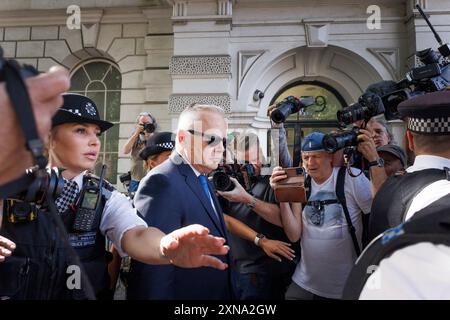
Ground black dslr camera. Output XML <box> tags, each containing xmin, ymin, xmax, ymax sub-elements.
<box><xmin>322</xmin><ymin>128</ymin><xmax>360</xmax><ymax>154</ymax></box>
<box><xmin>211</xmin><ymin>162</ymin><xmax>255</xmax><ymax>192</ymax></box>
<box><xmin>270</xmin><ymin>96</ymin><xmax>315</xmax><ymax>123</ymax></box>
<box><xmin>0</xmin><ymin>46</ymin><xmax>64</xmax><ymax>204</ymax></box>
<box><xmin>142</xmin><ymin>122</ymin><xmax>156</xmax><ymax>133</ymax></box>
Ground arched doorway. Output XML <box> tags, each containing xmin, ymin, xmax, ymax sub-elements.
<box><xmin>270</xmin><ymin>80</ymin><xmax>346</xmax><ymax>165</ymax></box>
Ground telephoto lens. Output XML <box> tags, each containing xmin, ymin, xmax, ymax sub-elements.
<box><xmin>322</xmin><ymin>129</ymin><xmax>359</xmax><ymax>153</ymax></box>
<box><xmin>270</xmin><ymin>96</ymin><xmax>314</xmax><ymax>123</ymax></box>
<box><xmin>337</xmin><ymin>93</ymin><xmax>384</xmax><ymax>125</ymax></box>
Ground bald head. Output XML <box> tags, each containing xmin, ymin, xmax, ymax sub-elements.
<box><xmin>177</xmin><ymin>104</ymin><xmax>225</xmax><ymax>132</ymax></box>
<box><xmin>176</xmin><ymin>104</ymin><xmax>227</xmax><ymax>174</ymax></box>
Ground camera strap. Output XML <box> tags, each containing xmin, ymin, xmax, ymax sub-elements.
<box><xmin>0</xmin><ymin>57</ymin><xmax>97</xmax><ymax>300</ymax></box>
<box><xmin>0</xmin><ymin>59</ymin><xmax>45</xmax><ymax>198</ymax></box>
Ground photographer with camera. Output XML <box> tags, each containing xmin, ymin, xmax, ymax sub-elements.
<box><xmin>216</xmin><ymin>133</ymin><xmax>296</xmax><ymax>300</ymax></box>
<box><xmin>0</xmin><ymin>94</ymin><xmax>230</xmax><ymax>300</ymax></box>
<box><xmin>367</xmin><ymin>91</ymin><xmax>450</xmax><ymax>241</ymax></box>
<box><xmin>343</xmin><ymin>91</ymin><xmax>450</xmax><ymax>300</ymax></box>
<box><xmin>122</xmin><ymin>112</ymin><xmax>157</xmax><ymax>193</ymax></box>
<box><xmin>270</xmin><ymin>132</ymin><xmax>372</xmax><ymax>300</ymax></box>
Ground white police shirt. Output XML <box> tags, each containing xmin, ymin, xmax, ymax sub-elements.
<box><xmin>404</xmin><ymin>155</ymin><xmax>450</xmax><ymax>221</ymax></box>
<box><xmin>72</xmin><ymin>171</ymin><xmax>147</xmax><ymax>257</ymax></box>
<box><xmin>360</xmin><ymin>242</ymin><xmax>450</xmax><ymax>300</ymax></box>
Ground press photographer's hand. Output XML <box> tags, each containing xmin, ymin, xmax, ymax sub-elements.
<box><xmin>217</xmin><ymin>177</ymin><xmax>251</xmax><ymax>203</ymax></box>
<box><xmin>0</xmin><ymin>235</ymin><xmax>16</xmax><ymax>262</ymax></box>
<box><xmin>357</xmin><ymin>128</ymin><xmax>378</xmax><ymax>162</ymax></box>
<box><xmin>269</xmin><ymin>166</ymin><xmax>287</xmax><ymax>189</ymax></box>
<box><xmin>0</xmin><ymin>66</ymin><xmax>69</xmax><ymax>185</ymax></box>
<box><xmin>259</xmin><ymin>237</ymin><xmax>295</xmax><ymax>262</ymax></box>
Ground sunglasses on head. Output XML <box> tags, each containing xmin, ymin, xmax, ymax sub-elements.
<box><xmin>187</xmin><ymin>130</ymin><xmax>226</xmax><ymax>147</ymax></box>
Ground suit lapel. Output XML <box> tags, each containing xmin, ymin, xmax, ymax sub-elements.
<box><xmin>172</xmin><ymin>155</ymin><xmax>225</xmax><ymax>237</ymax></box>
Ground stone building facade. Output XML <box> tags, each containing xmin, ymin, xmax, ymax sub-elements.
<box><xmin>1</xmin><ymin>0</ymin><xmax>449</xmax><ymax>185</ymax></box>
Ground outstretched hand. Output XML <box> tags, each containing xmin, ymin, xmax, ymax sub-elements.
<box><xmin>160</xmin><ymin>224</ymin><xmax>229</xmax><ymax>270</ymax></box>
<box><xmin>0</xmin><ymin>235</ymin><xmax>16</xmax><ymax>262</ymax></box>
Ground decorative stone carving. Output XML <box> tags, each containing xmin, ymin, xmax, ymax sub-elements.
<box><xmin>169</xmin><ymin>55</ymin><xmax>231</xmax><ymax>75</ymax></box>
<box><xmin>304</xmin><ymin>21</ymin><xmax>332</xmax><ymax>47</ymax></box>
<box><xmin>238</xmin><ymin>50</ymin><xmax>264</xmax><ymax>94</ymax></box>
<box><xmin>169</xmin><ymin>94</ymin><xmax>231</xmax><ymax>113</ymax></box>
<box><xmin>218</xmin><ymin>0</ymin><xmax>232</xmax><ymax>16</ymax></box>
<box><xmin>172</xmin><ymin>1</ymin><xmax>188</xmax><ymax>17</ymax></box>
<box><xmin>82</xmin><ymin>23</ymin><xmax>99</xmax><ymax>48</ymax></box>
<box><xmin>368</xmin><ymin>48</ymin><xmax>401</xmax><ymax>80</ymax></box>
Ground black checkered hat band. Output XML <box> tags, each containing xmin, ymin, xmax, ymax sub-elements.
<box><xmin>156</xmin><ymin>142</ymin><xmax>174</xmax><ymax>149</ymax></box>
<box><xmin>408</xmin><ymin>117</ymin><xmax>450</xmax><ymax>134</ymax></box>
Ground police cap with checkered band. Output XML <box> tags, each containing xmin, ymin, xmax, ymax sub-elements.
<box><xmin>398</xmin><ymin>91</ymin><xmax>450</xmax><ymax>135</ymax></box>
<box><xmin>52</xmin><ymin>93</ymin><xmax>114</xmax><ymax>132</ymax></box>
<box><xmin>139</xmin><ymin>132</ymin><xmax>175</xmax><ymax>160</ymax></box>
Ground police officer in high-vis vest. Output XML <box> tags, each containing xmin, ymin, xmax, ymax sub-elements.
<box><xmin>0</xmin><ymin>93</ymin><xmax>229</xmax><ymax>300</ymax></box>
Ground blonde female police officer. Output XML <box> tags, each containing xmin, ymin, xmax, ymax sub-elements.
<box><xmin>0</xmin><ymin>93</ymin><xmax>229</xmax><ymax>300</ymax></box>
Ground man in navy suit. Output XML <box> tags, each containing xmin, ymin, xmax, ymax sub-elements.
<box><xmin>127</xmin><ymin>104</ymin><xmax>235</xmax><ymax>300</ymax></box>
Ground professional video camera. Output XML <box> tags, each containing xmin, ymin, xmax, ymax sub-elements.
<box><xmin>270</xmin><ymin>96</ymin><xmax>315</xmax><ymax>123</ymax></box>
<box><xmin>211</xmin><ymin>161</ymin><xmax>256</xmax><ymax>192</ymax></box>
<box><xmin>0</xmin><ymin>47</ymin><xmax>64</xmax><ymax>203</ymax></box>
<box><xmin>337</xmin><ymin>4</ymin><xmax>450</xmax><ymax>126</ymax></box>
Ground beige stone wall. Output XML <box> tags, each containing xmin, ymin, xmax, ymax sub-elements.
<box><xmin>0</xmin><ymin>6</ymin><xmax>174</xmax><ymax>184</ymax></box>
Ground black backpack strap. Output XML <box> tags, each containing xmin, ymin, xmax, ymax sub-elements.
<box><xmin>305</xmin><ymin>174</ymin><xmax>311</xmax><ymax>201</ymax></box>
<box><xmin>336</xmin><ymin>167</ymin><xmax>361</xmax><ymax>256</ymax></box>
<box><xmin>342</xmin><ymin>194</ymin><xmax>450</xmax><ymax>300</ymax></box>
<box><xmin>401</xmin><ymin>168</ymin><xmax>450</xmax><ymax>222</ymax></box>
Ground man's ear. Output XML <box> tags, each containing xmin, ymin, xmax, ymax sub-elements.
<box><xmin>406</xmin><ymin>130</ymin><xmax>415</xmax><ymax>152</ymax></box>
<box><xmin>177</xmin><ymin>130</ymin><xmax>185</xmax><ymax>144</ymax></box>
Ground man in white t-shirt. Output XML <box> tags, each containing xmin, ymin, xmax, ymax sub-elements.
<box><xmin>270</xmin><ymin>132</ymin><xmax>373</xmax><ymax>299</ymax></box>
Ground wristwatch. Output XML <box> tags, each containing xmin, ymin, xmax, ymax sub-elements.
<box><xmin>368</xmin><ymin>158</ymin><xmax>385</xmax><ymax>168</ymax></box>
<box><xmin>254</xmin><ymin>233</ymin><xmax>266</xmax><ymax>246</ymax></box>
<box><xmin>247</xmin><ymin>196</ymin><xmax>257</xmax><ymax>209</ymax></box>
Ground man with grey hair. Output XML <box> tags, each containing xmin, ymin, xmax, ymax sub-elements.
<box><xmin>127</xmin><ymin>103</ymin><xmax>236</xmax><ymax>300</ymax></box>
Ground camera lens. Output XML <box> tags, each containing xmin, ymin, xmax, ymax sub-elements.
<box><xmin>322</xmin><ymin>130</ymin><xmax>359</xmax><ymax>153</ymax></box>
<box><xmin>143</xmin><ymin>123</ymin><xmax>155</xmax><ymax>133</ymax></box>
<box><xmin>212</xmin><ymin>172</ymin><xmax>234</xmax><ymax>191</ymax></box>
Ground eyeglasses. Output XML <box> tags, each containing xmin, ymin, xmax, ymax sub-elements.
<box><xmin>187</xmin><ymin>130</ymin><xmax>226</xmax><ymax>147</ymax></box>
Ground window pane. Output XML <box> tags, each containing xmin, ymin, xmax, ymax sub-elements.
<box><xmin>105</xmin><ymin>91</ymin><xmax>121</xmax><ymax>122</ymax></box>
<box><xmin>70</xmin><ymin>67</ymin><xmax>89</xmax><ymax>91</ymax></box>
<box><xmin>86</xmin><ymin>91</ymin><xmax>106</xmax><ymax>121</ymax></box>
<box><xmin>104</xmin><ymin>67</ymin><xmax>122</xmax><ymax>90</ymax></box>
<box><xmin>104</xmin><ymin>124</ymin><xmax>119</xmax><ymax>152</ymax></box>
<box><xmin>85</xmin><ymin>63</ymin><xmax>110</xmax><ymax>81</ymax></box>
<box><xmin>273</xmin><ymin>84</ymin><xmax>342</xmax><ymax>121</ymax></box>
<box><xmin>71</xmin><ymin>61</ymin><xmax>122</xmax><ymax>186</ymax></box>
<box><xmin>87</xmin><ymin>81</ymin><xmax>106</xmax><ymax>91</ymax></box>
<box><xmin>103</xmin><ymin>153</ymin><xmax>118</xmax><ymax>184</ymax></box>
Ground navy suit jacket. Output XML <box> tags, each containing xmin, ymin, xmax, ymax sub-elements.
<box><xmin>127</xmin><ymin>153</ymin><xmax>236</xmax><ymax>300</ymax></box>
